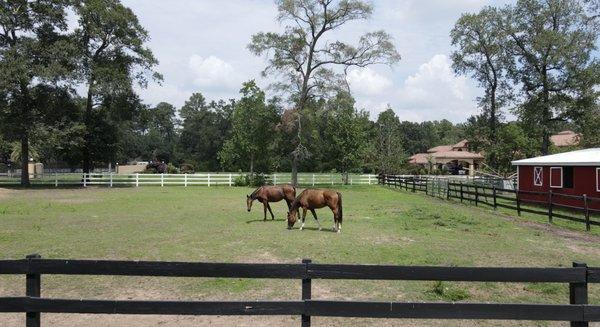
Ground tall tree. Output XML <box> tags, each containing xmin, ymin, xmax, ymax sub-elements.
<box><xmin>219</xmin><ymin>81</ymin><xmax>279</xmax><ymax>174</ymax></box>
<box><xmin>0</xmin><ymin>0</ymin><xmax>73</xmax><ymax>185</ymax></box>
<box><xmin>374</xmin><ymin>107</ymin><xmax>404</xmax><ymax>174</ymax></box>
<box><xmin>451</xmin><ymin>6</ymin><xmax>509</xmax><ymax>168</ymax></box>
<box><xmin>249</xmin><ymin>0</ymin><xmax>400</xmax><ymax>185</ymax></box>
<box><xmin>501</xmin><ymin>0</ymin><xmax>599</xmax><ymax>154</ymax></box>
<box><xmin>73</xmin><ymin>0</ymin><xmax>160</xmax><ymax>173</ymax></box>
<box><xmin>178</xmin><ymin>93</ymin><xmax>234</xmax><ymax>171</ymax></box>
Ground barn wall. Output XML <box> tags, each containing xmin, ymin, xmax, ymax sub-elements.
<box><xmin>518</xmin><ymin>166</ymin><xmax>600</xmax><ymax>210</ymax></box>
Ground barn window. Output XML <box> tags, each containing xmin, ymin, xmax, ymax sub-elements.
<box><xmin>550</xmin><ymin>167</ymin><xmax>563</xmax><ymax>188</ymax></box>
<box><xmin>562</xmin><ymin>167</ymin><xmax>574</xmax><ymax>189</ymax></box>
<box><xmin>533</xmin><ymin>167</ymin><xmax>543</xmax><ymax>186</ymax></box>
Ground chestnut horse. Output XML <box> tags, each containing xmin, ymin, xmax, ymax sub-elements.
<box><xmin>287</xmin><ymin>189</ymin><xmax>343</xmax><ymax>233</ymax></box>
<box><xmin>247</xmin><ymin>185</ymin><xmax>296</xmax><ymax>221</ymax></box>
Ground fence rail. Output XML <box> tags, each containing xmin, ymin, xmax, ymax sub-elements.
<box><xmin>0</xmin><ymin>255</ymin><xmax>599</xmax><ymax>326</ymax></box>
<box><xmin>0</xmin><ymin>173</ymin><xmax>378</xmax><ymax>187</ymax></box>
<box><xmin>379</xmin><ymin>175</ymin><xmax>600</xmax><ymax>231</ymax></box>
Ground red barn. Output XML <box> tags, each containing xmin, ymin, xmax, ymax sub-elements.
<box><xmin>512</xmin><ymin>148</ymin><xmax>600</xmax><ymax>210</ymax></box>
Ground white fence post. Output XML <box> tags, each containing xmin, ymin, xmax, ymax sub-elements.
<box><xmin>368</xmin><ymin>174</ymin><xmax>372</xmax><ymax>185</ymax></box>
<box><xmin>331</xmin><ymin>174</ymin><xmax>333</xmax><ymax>186</ymax></box>
<box><xmin>55</xmin><ymin>172</ymin><xmax>58</xmax><ymax>187</ymax></box>
<box><xmin>229</xmin><ymin>173</ymin><xmax>232</xmax><ymax>187</ymax></box>
<box><xmin>109</xmin><ymin>173</ymin><xmax>113</xmax><ymax>188</ymax></box>
<box><xmin>207</xmin><ymin>173</ymin><xmax>211</xmax><ymax>187</ymax></box>
<box><xmin>161</xmin><ymin>173</ymin><xmax>164</xmax><ymax>187</ymax></box>
<box><xmin>83</xmin><ymin>174</ymin><xmax>87</xmax><ymax>188</ymax></box>
<box><xmin>312</xmin><ymin>174</ymin><xmax>315</xmax><ymax>186</ymax></box>
<box><xmin>135</xmin><ymin>173</ymin><xmax>139</xmax><ymax>187</ymax></box>
<box><xmin>184</xmin><ymin>174</ymin><xmax>188</xmax><ymax>187</ymax></box>
<box><xmin>274</xmin><ymin>173</ymin><xmax>277</xmax><ymax>185</ymax></box>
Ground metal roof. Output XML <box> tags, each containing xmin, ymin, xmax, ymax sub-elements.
<box><xmin>512</xmin><ymin>148</ymin><xmax>600</xmax><ymax>166</ymax></box>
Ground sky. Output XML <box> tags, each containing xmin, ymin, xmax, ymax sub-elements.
<box><xmin>122</xmin><ymin>0</ymin><xmax>516</xmax><ymax>123</ymax></box>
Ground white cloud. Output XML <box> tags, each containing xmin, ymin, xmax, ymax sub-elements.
<box><xmin>189</xmin><ymin>55</ymin><xmax>240</xmax><ymax>90</ymax></box>
<box><xmin>347</xmin><ymin>68</ymin><xmax>393</xmax><ymax>96</ymax></box>
<box><xmin>393</xmin><ymin>54</ymin><xmax>480</xmax><ymax>122</ymax></box>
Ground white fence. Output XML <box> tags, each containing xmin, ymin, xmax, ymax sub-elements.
<box><xmin>0</xmin><ymin>173</ymin><xmax>378</xmax><ymax>187</ymax></box>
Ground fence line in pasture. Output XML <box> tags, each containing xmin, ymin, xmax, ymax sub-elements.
<box><xmin>0</xmin><ymin>173</ymin><xmax>378</xmax><ymax>187</ymax></box>
<box><xmin>0</xmin><ymin>255</ymin><xmax>598</xmax><ymax>326</ymax></box>
<box><xmin>379</xmin><ymin>175</ymin><xmax>600</xmax><ymax>232</ymax></box>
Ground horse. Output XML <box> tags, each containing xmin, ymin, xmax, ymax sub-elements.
<box><xmin>287</xmin><ymin>189</ymin><xmax>343</xmax><ymax>233</ymax></box>
<box><xmin>246</xmin><ymin>185</ymin><xmax>296</xmax><ymax>221</ymax></box>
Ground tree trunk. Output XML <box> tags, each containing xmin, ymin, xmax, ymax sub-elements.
<box><xmin>250</xmin><ymin>154</ymin><xmax>255</xmax><ymax>176</ymax></box>
<box><xmin>20</xmin><ymin>135</ymin><xmax>30</xmax><ymax>186</ymax></box>
<box><xmin>82</xmin><ymin>85</ymin><xmax>94</xmax><ymax>174</ymax></box>
<box><xmin>291</xmin><ymin>154</ymin><xmax>298</xmax><ymax>187</ymax></box>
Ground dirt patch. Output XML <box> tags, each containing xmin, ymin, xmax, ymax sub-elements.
<box><xmin>497</xmin><ymin>212</ymin><xmax>600</xmax><ymax>243</ymax></box>
<box><xmin>0</xmin><ymin>188</ymin><xmax>15</xmax><ymax>201</ymax></box>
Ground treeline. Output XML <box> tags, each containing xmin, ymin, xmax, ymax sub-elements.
<box><xmin>0</xmin><ymin>78</ymin><xmax>466</xmax><ymax>175</ymax></box>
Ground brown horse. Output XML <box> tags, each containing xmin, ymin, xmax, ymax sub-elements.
<box><xmin>287</xmin><ymin>189</ymin><xmax>343</xmax><ymax>233</ymax></box>
<box><xmin>247</xmin><ymin>185</ymin><xmax>296</xmax><ymax>221</ymax></box>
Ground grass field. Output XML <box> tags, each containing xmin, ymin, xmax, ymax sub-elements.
<box><xmin>1</xmin><ymin>185</ymin><xmax>599</xmax><ymax>326</ymax></box>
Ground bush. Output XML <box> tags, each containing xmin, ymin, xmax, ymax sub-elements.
<box><xmin>233</xmin><ymin>173</ymin><xmax>269</xmax><ymax>187</ymax></box>
<box><xmin>142</xmin><ymin>162</ymin><xmax>168</xmax><ymax>174</ymax></box>
<box><xmin>180</xmin><ymin>163</ymin><xmax>195</xmax><ymax>174</ymax></box>
<box><xmin>166</xmin><ymin>163</ymin><xmax>179</xmax><ymax>174</ymax></box>
<box><xmin>0</xmin><ymin>163</ymin><xmax>7</xmax><ymax>173</ymax></box>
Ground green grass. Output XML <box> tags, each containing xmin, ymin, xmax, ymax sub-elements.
<box><xmin>0</xmin><ymin>185</ymin><xmax>599</xmax><ymax>315</ymax></box>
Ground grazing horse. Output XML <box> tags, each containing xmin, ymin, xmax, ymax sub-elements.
<box><xmin>247</xmin><ymin>185</ymin><xmax>296</xmax><ymax>221</ymax></box>
<box><xmin>287</xmin><ymin>189</ymin><xmax>343</xmax><ymax>233</ymax></box>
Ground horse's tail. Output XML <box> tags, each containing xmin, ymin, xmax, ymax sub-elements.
<box><xmin>337</xmin><ymin>192</ymin><xmax>343</xmax><ymax>223</ymax></box>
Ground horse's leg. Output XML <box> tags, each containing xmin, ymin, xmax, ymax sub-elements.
<box><xmin>332</xmin><ymin>208</ymin><xmax>339</xmax><ymax>232</ymax></box>
<box><xmin>262</xmin><ymin>201</ymin><xmax>268</xmax><ymax>221</ymax></box>
<box><xmin>300</xmin><ymin>208</ymin><xmax>307</xmax><ymax>231</ymax></box>
<box><xmin>267</xmin><ymin>203</ymin><xmax>275</xmax><ymax>220</ymax></box>
<box><xmin>310</xmin><ymin>209</ymin><xmax>322</xmax><ymax>231</ymax></box>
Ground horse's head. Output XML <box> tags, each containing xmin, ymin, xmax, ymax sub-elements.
<box><xmin>246</xmin><ymin>195</ymin><xmax>253</xmax><ymax>212</ymax></box>
<box><xmin>287</xmin><ymin>210</ymin><xmax>298</xmax><ymax>229</ymax></box>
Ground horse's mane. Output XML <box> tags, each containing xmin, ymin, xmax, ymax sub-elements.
<box><xmin>249</xmin><ymin>186</ymin><xmax>262</xmax><ymax>199</ymax></box>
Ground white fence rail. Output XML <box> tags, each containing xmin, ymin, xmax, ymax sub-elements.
<box><xmin>0</xmin><ymin>173</ymin><xmax>378</xmax><ymax>187</ymax></box>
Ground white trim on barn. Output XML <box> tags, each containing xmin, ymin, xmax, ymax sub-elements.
<box><xmin>597</xmin><ymin>168</ymin><xmax>600</xmax><ymax>192</ymax></box>
<box><xmin>512</xmin><ymin>148</ymin><xmax>600</xmax><ymax>166</ymax></box>
<box><xmin>533</xmin><ymin>167</ymin><xmax>543</xmax><ymax>186</ymax></box>
<box><xmin>550</xmin><ymin>167</ymin><xmax>563</xmax><ymax>188</ymax></box>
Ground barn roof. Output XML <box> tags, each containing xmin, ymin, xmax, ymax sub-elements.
<box><xmin>512</xmin><ymin>148</ymin><xmax>600</xmax><ymax>166</ymax></box>
<box><xmin>427</xmin><ymin>145</ymin><xmax>453</xmax><ymax>153</ymax></box>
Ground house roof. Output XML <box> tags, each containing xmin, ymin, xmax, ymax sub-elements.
<box><xmin>550</xmin><ymin>130</ymin><xmax>581</xmax><ymax>147</ymax></box>
<box><xmin>433</xmin><ymin>151</ymin><xmax>484</xmax><ymax>160</ymax></box>
<box><xmin>512</xmin><ymin>148</ymin><xmax>600</xmax><ymax>166</ymax></box>
<box><xmin>409</xmin><ymin>153</ymin><xmax>430</xmax><ymax>164</ymax></box>
<box><xmin>427</xmin><ymin>145</ymin><xmax>453</xmax><ymax>153</ymax></box>
<box><xmin>452</xmin><ymin>139</ymin><xmax>468</xmax><ymax>149</ymax></box>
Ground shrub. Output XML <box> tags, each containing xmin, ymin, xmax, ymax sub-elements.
<box><xmin>180</xmin><ymin>163</ymin><xmax>195</xmax><ymax>174</ymax></box>
<box><xmin>143</xmin><ymin>162</ymin><xmax>168</xmax><ymax>174</ymax></box>
<box><xmin>234</xmin><ymin>174</ymin><xmax>248</xmax><ymax>186</ymax></box>
<box><xmin>233</xmin><ymin>173</ymin><xmax>269</xmax><ymax>187</ymax></box>
<box><xmin>166</xmin><ymin>163</ymin><xmax>179</xmax><ymax>174</ymax></box>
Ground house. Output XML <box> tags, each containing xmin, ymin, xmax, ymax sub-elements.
<box><xmin>550</xmin><ymin>130</ymin><xmax>581</xmax><ymax>148</ymax></box>
<box><xmin>408</xmin><ymin>140</ymin><xmax>484</xmax><ymax>176</ymax></box>
<box><xmin>512</xmin><ymin>148</ymin><xmax>600</xmax><ymax>210</ymax></box>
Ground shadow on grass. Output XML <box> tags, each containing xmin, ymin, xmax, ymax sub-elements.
<box><xmin>294</xmin><ymin>226</ymin><xmax>338</xmax><ymax>233</ymax></box>
<box><xmin>245</xmin><ymin>218</ymin><xmax>286</xmax><ymax>224</ymax></box>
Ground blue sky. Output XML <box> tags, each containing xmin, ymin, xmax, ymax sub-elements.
<box><xmin>123</xmin><ymin>0</ymin><xmax>516</xmax><ymax>122</ymax></box>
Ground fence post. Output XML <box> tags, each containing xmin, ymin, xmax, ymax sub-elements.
<box><xmin>184</xmin><ymin>174</ymin><xmax>188</xmax><ymax>187</ymax></box>
<box><xmin>109</xmin><ymin>173</ymin><xmax>113</xmax><ymax>188</ymax></box>
<box><xmin>274</xmin><ymin>173</ymin><xmax>277</xmax><ymax>185</ymax></box>
<box><xmin>330</xmin><ymin>174</ymin><xmax>333</xmax><ymax>186</ymax></box>
<box><xmin>548</xmin><ymin>190</ymin><xmax>553</xmax><ymax>223</ymax></box>
<box><xmin>516</xmin><ymin>190</ymin><xmax>521</xmax><ymax>216</ymax></box>
<box><xmin>446</xmin><ymin>181</ymin><xmax>450</xmax><ymax>200</ymax></box>
<box><xmin>302</xmin><ymin>258</ymin><xmax>312</xmax><ymax>327</ymax></box>
<box><xmin>135</xmin><ymin>173</ymin><xmax>139</xmax><ymax>187</ymax></box>
<box><xmin>229</xmin><ymin>173</ymin><xmax>232</xmax><ymax>187</ymax></box>
<box><xmin>207</xmin><ymin>173</ymin><xmax>211</xmax><ymax>187</ymax></box>
<box><xmin>83</xmin><ymin>173</ymin><xmax>87</xmax><ymax>188</ymax></box>
<box><xmin>312</xmin><ymin>174</ymin><xmax>315</xmax><ymax>187</ymax></box>
<box><xmin>493</xmin><ymin>186</ymin><xmax>497</xmax><ymax>210</ymax></box>
<box><xmin>474</xmin><ymin>185</ymin><xmax>479</xmax><ymax>206</ymax></box>
<box><xmin>583</xmin><ymin>194</ymin><xmax>590</xmax><ymax>231</ymax></box>
<box><xmin>54</xmin><ymin>172</ymin><xmax>58</xmax><ymax>188</ymax></box>
<box><xmin>26</xmin><ymin>254</ymin><xmax>41</xmax><ymax>327</ymax></box>
<box><xmin>161</xmin><ymin>173</ymin><xmax>164</xmax><ymax>187</ymax></box>
<box><xmin>460</xmin><ymin>183</ymin><xmax>464</xmax><ymax>203</ymax></box>
<box><xmin>569</xmin><ymin>262</ymin><xmax>588</xmax><ymax>327</ymax></box>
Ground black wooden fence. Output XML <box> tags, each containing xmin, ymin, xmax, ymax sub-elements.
<box><xmin>1</xmin><ymin>255</ymin><xmax>600</xmax><ymax>326</ymax></box>
<box><xmin>379</xmin><ymin>175</ymin><xmax>600</xmax><ymax>231</ymax></box>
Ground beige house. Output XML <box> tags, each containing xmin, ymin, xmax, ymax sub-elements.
<box><xmin>408</xmin><ymin>140</ymin><xmax>484</xmax><ymax>176</ymax></box>
<box><xmin>550</xmin><ymin>130</ymin><xmax>581</xmax><ymax>148</ymax></box>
